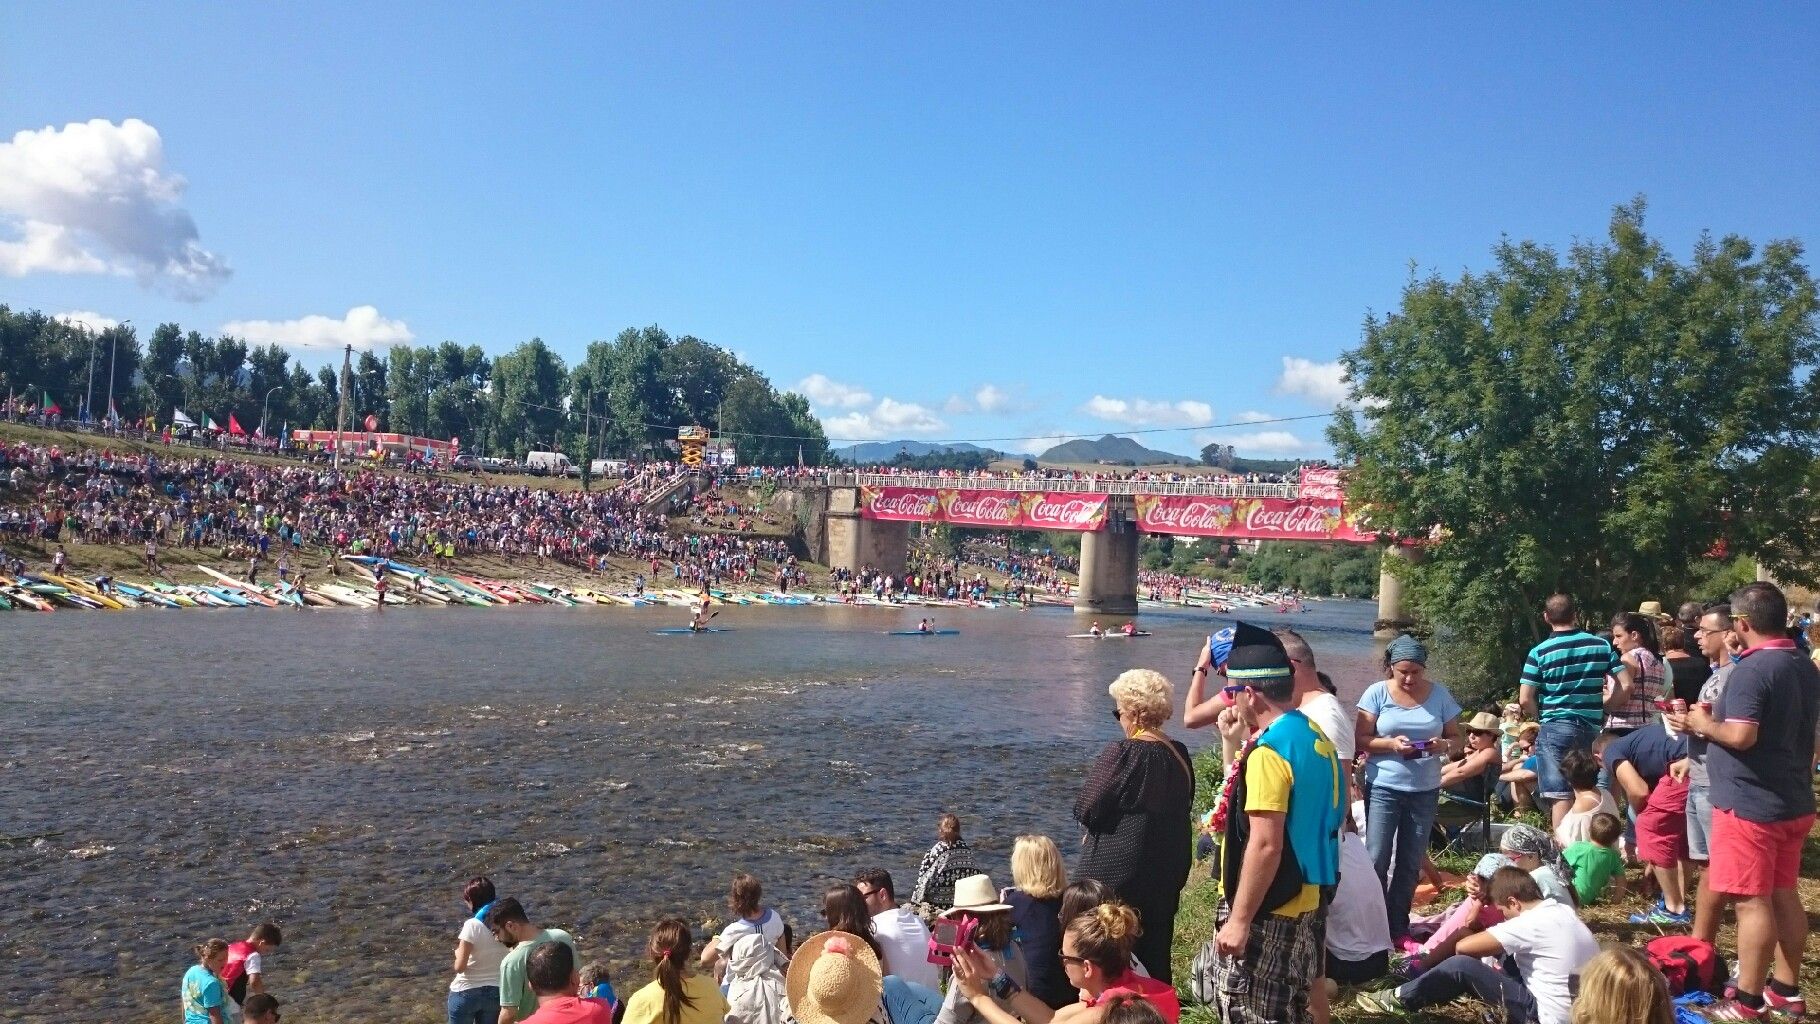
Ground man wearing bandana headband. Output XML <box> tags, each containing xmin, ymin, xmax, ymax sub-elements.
<box><xmin>1196</xmin><ymin>624</ymin><xmax>1344</xmax><ymax>1024</ymax></box>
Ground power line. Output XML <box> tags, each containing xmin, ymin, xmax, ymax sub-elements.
<box><xmin>453</xmin><ymin>388</ymin><xmax>1342</xmax><ymax>446</ymax></box>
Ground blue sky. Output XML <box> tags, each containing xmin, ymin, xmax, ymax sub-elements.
<box><xmin>4</xmin><ymin>4</ymin><xmax>1817</xmax><ymax>456</ymax></box>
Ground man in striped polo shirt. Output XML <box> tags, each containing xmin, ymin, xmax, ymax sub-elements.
<box><xmin>1518</xmin><ymin>594</ymin><xmax>1632</xmax><ymax>829</ymax></box>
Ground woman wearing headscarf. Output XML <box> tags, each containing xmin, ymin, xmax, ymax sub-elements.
<box><xmin>1496</xmin><ymin>823</ymin><xmax>1578</xmax><ymax>907</ymax></box>
<box><xmin>1353</xmin><ymin>634</ymin><xmax>1462</xmax><ymax>941</ymax></box>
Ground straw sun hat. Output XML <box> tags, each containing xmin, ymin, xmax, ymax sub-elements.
<box><xmin>787</xmin><ymin>931</ymin><xmax>883</xmax><ymax>1024</ymax></box>
<box><xmin>1464</xmin><ymin>712</ymin><xmax>1503</xmax><ymax>736</ymax></box>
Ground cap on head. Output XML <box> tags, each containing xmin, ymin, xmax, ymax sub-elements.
<box><xmin>1223</xmin><ymin>622</ymin><xmax>1292</xmax><ymax>683</ymax></box>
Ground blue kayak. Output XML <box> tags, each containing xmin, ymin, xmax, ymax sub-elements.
<box><xmin>651</xmin><ymin>627</ymin><xmax>734</xmax><ymax>634</ymax></box>
<box><xmin>887</xmin><ymin>629</ymin><xmax>959</xmax><ymax>636</ymax></box>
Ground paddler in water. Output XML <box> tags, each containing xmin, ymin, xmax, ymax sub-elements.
<box><xmin>689</xmin><ymin>606</ymin><xmax>711</xmax><ymax>632</ymax></box>
<box><xmin>918</xmin><ymin>618</ymin><xmax>934</xmax><ymax>634</ymax></box>
<box><xmin>1089</xmin><ymin>620</ymin><xmax>1103</xmax><ymax>638</ymax></box>
<box><xmin>1121</xmin><ymin>621</ymin><xmax>1138</xmax><ymax>637</ymax></box>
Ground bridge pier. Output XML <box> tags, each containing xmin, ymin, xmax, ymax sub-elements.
<box><xmin>1075</xmin><ymin>498</ymin><xmax>1139</xmax><ymax>615</ymax></box>
<box><xmin>826</xmin><ymin>487</ymin><xmax>908</xmax><ymax>577</ymax></box>
<box><xmin>1375</xmin><ymin>544</ymin><xmax>1418</xmax><ymax>639</ymax></box>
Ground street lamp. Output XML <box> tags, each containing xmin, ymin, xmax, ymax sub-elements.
<box><xmin>260</xmin><ymin>385</ymin><xmax>285</xmax><ymax>438</ymax></box>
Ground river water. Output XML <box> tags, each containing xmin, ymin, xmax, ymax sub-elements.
<box><xmin>2</xmin><ymin>598</ymin><xmax>1381</xmax><ymax>1022</ymax></box>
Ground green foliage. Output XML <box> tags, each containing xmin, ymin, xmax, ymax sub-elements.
<box><xmin>888</xmin><ymin>450</ymin><xmax>992</xmax><ymax>472</ymax></box>
<box><xmin>1332</xmin><ymin>200</ymin><xmax>1820</xmax><ymax>698</ymax></box>
<box><xmin>1242</xmin><ymin>542</ymin><xmax>1382</xmax><ymax>597</ymax></box>
<box><xmin>0</xmin><ymin>304</ymin><xmax>833</xmax><ymax>461</ymax></box>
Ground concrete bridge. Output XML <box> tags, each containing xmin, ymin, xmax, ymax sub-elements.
<box><xmin>801</xmin><ymin>472</ymin><xmax>1405</xmax><ymax>624</ymax></box>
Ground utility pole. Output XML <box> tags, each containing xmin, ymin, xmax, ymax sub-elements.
<box><xmin>581</xmin><ymin>390</ymin><xmax>592</xmax><ymax>492</ymax></box>
<box><xmin>106</xmin><ymin>320</ymin><xmax>130</xmax><ymax>427</ymax></box>
<box><xmin>335</xmin><ymin>344</ymin><xmax>352</xmax><ymax>470</ymax></box>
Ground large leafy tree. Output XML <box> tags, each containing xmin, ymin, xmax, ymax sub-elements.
<box><xmin>490</xmin><ymin>337</ymin><xmax>568</xmax><ymax>455</ymax></box>
<box><xmin>1331</xmin><ymin>201</ymin><xmax>1820</xmax><ymax>697</ymax></box>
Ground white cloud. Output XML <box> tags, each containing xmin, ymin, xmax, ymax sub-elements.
<box><xmin>0</xmin><ymin>118</ymin><xmax>229</xmax><ymax>299</ymax></box>
<box><xmin>1019</xmin><ymin>433</ymin><xmax>1069</xmax><ymax>455</ymax></box>
<box><xmin>1274</xmin><ymin>357</ymin><xmax>1352</xmax><ymax>407</ymax></box>
<box><xmin>821</xmin><ymin>397</ymin><xmax>946</xmax><ymax>440</ymax></box>
<box><xmin>1235</xmin><ymin>410</ymin><xmax>1275</xmax><ymax>423</ymax></box>
<box><xmin>795</xmin><ymin>373</ymin><xmax>874</xmax><ymax>409</ymax></box>
<box><xmin>220</xmin><ymin>305</ymin><xmax>414</xmax><ymax>354</ymax></box>
<box><xmin>944</xmin><ymin>383</ymin><xmax>1020</xmax><ymax>415</ymax></box>
<box><xmin>1080</xmin><ymin>395</ymin><xmax>1213</xmax><ymax>428</ymax></box>
<box><xmin>53</xmin><ymin>310</ymin><xmax>120</xmax><ymax>333</ymax></box>
<box><xmin>1224</xmin><ymin>430</ymin><xmax>1310</xmax><ymax>454</ymax></box>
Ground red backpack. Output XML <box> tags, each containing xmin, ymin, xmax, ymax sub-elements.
<box><xmin>1645</xmin><ymin>935</ymin><xmax>1725</xmax><ymax>996</ymax></box>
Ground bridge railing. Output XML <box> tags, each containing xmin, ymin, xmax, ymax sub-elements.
<box><xmin>820</xmin><ymin>472</ymin><xmax>1302</xmax><ymax>498</ymax></box>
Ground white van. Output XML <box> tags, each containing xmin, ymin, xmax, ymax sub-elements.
<box><xmin>590</xmin><ymin>458</ymin><xmax>628</xmax><ymax>478</ymax></box>
<box><xmin>526</xmin><ymin>451</ymin><xmax>578</xmax><ymax>477</ymax></box>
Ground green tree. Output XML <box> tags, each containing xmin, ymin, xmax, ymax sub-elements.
<box><xmin>490</xmin><ymin>337</ymin><xmax>568</xmax><ymax>456</ymax></box>
<box><xmin>1331</xmin><ymin>200</ymin><xmax>1820</xmax><ymax>701</ymax></box>
<box><xmin>141</xmin><ymin>323</ymin><xmax>187</xmax><ymax>420</ymax></box>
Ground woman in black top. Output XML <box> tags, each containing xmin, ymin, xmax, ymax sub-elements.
<box><xmin>1073</xmin><ymin>668</ymin><xmax>1194</xmax><ymax>986</ymax></box>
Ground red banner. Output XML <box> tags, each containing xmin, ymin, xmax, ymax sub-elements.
<box><xmin>860</xmin><ymin>487</ymin><xmax>1109</xmax><ymax>531</ymax></box>
<box><xmin>1298</xmin><ymin>466</ymin><xmax>1343</xmax><ymax>501</ymax></box>
<box><xmin>1132</xmin><ymin>494</ymin><xmax>1377</xmax><ymax>543</ymax></box>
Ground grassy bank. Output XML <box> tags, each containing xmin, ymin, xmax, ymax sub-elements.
<box><xmin>1168</xmin><ymin>747</ymin><xmax>1820</xmax><ymax>1023</ymax></box>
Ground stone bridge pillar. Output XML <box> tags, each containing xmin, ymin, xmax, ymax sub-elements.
<box><xmin>1075</xmin><ymin>496</ymin><xmax>1139</xmax><ymax>615</ymax></box>
<box><xmin>825</xmin><ymin>487</ymin><xmax>908</xmax><ymax>577</ymax></box>
<box><xmin>1375</xmin><ymin>544</ymin><xmax>1418</xmax><ymax>639</ymax></box>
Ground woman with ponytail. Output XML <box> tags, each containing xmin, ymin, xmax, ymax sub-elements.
<box><xmin>624</xmin><ymin>919</ymin><xmax>729</xmax><ymax>1024</ymax></box>
<box><xmin>948</xmin><ymin>902</ymin><xmax>1182</xmax><ymax>1024</ymax></box>
<box><xmin>182</xmin><ymin>939</ymin><xmax>230</xmax><ymax>1024</ymax></box>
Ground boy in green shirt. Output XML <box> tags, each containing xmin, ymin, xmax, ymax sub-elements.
<box><xmin>1562</xmin><ymin>812</ymin><xmax>1626</xmax><ymax>905</ymax></box>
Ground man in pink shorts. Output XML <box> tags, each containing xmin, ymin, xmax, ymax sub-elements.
<box><xmin>1677</xmin><ymin>582</ymin><xmax>1820</xmax><ymax>1022</ymax></box>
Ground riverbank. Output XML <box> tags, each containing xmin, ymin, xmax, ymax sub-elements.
<box><xmin>1167</xmin><ymin>747</ymin><xmax>1820</xmax><ymax>1024</ymax></box>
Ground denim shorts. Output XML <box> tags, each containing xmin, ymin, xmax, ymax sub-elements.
<box><xmin>1686</xmin><ymin>784</ymin><xmax>1714</xmax><ymax>861</ymax></box>
<box><xmin>1535</xmin><ymin>719</ymin><xmax>1598</xmax><ymax>802</ymax></box>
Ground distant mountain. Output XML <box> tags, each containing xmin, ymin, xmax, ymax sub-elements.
<box><xmin>1038</xmin><ymin>434</ymin><xmax>1197</xmax><ymax>466</ymax></box>
<box><xmin>835</xmin><ymin>440</ymin><xmax>1026</xmax><ymax>462</ymax></box>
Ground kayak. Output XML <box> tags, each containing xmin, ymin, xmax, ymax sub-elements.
<box><xmin>887</xmin><ymin>629</ymin><xmax>959</xmax><ymax>636</ymax></box>
<box><xmin>651</xmin><ymin>627</ymin><xmax>734</xmax><ymax>634</ymax></box>
<box><xmin>1067</xmin><ymin>632</ymin><xmax>1153</xmax><ymax>639</ymax></box>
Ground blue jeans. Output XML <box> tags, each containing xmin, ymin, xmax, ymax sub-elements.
<box><xmin>1535</xmin><ymin>719</ymin><xmax>1598</xmax><ymax>803</ymax></box>
<box><xmin>1397</xmin><ymin>955</ymin><xmax>1537</xmax><ymax>1024</ymax></box>
<box><xmin>448</xmin><ymin>986</ymin><xmax>499</xmax><ymax>1024</ymax></box>
<box><xmin>1366</xmin><ymin>784</ymin><xmax>1439</xmax><ymax>939</ymax></box>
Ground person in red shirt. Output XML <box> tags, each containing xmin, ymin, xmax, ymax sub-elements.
<box><xmin>522</xmin><ymin>941</ymin><xmax>611</xmax><ymax>1024</ymax></box>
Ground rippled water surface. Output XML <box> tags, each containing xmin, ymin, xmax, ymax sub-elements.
<box><xmin>2</xmin><ymin>598</ymin><xmax>1381</xmax><ymax>1022</ymax></box>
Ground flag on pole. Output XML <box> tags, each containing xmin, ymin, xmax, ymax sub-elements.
<box><xmin>42</xmin><ymin>392</ymin><xmax>61</xmax><ymax>417</ymax></box>
<box><xmin>108</xmin><ymin>399</ymin><xmax>120</xmax><ymax>426</ymax></box>
<box><xmin>172</xmin><ymin>409</ymin><xmax>197</xmax><ymax>428</ymax></box>
<box><xmin>79</xmin><ymin>396</ymin><xmax>89</xmax><ymax>424</ymax></box>
<box><xmin>203</xmin><ymin>414</ymin><xmax>219</xmax><ymax>432</ymax></box>
<box><xmin>228</xmin><ymin>413</ymin><xmax>247</xmax><ymax>437</ymax></box>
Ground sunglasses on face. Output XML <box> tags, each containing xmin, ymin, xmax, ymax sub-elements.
<box><xmin>1059</xmin><ymin>953</ymin><xmax>1088</xmax><ymax>967</ymax></box>
<box><xmin>1222</xmin><ymin>684</ymin><xmax>1247</xmax><ymax>699</ymax></box>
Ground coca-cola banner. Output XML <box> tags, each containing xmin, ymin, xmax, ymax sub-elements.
<box><xmin>1132</xmin><ymin>494</ymin><xmax>1376</xmax><ymax>543</ymax></box>
<box><xmin>859</xmin><ymin>487</ymin><xmax>1108</xmax><ymax>531</ymax></box>
<box><xmin>1298</xmin><ymin>466</ymin><xmax>1343</xmax><ymax>501</ymax></box>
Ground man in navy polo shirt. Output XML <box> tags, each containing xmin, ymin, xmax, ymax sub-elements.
<box><xmin>1676</xmin><ymin>582</ymin><xmax>1819</xmax><ymax>1021</ymax></box>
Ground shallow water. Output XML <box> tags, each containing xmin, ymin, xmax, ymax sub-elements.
<box><xmin>1</xmin><ymin>597</ymin><xmax>1381</xmax><ymax>1022</ymax></box>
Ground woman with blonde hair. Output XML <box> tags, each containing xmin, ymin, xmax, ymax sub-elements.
<box><xmin>1570</xmin><ymin>948</ymin><xmax>1673</xmax><ymax>1024</ymax></box>
<box><xmin>1073</xmin><ymin>669</ymin><xmax>1194</xmax><ymax>986</ymax></box>
<box><xmin>1003</xmin><ymin>835</ymin><xmax>1071</xmax><ymax>1008</ymax></box>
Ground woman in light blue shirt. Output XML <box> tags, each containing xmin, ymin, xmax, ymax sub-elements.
<box><xmin>1353</xmin><ymin>634</ymin><xmax>1462</xmax><ymax>940</ymax></box>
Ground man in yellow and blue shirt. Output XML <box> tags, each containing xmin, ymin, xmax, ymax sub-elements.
<box><xmin>1204</xmin><ymin>622</ymin><xmax>1344</xmax><ymax>1024</ymax></box>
